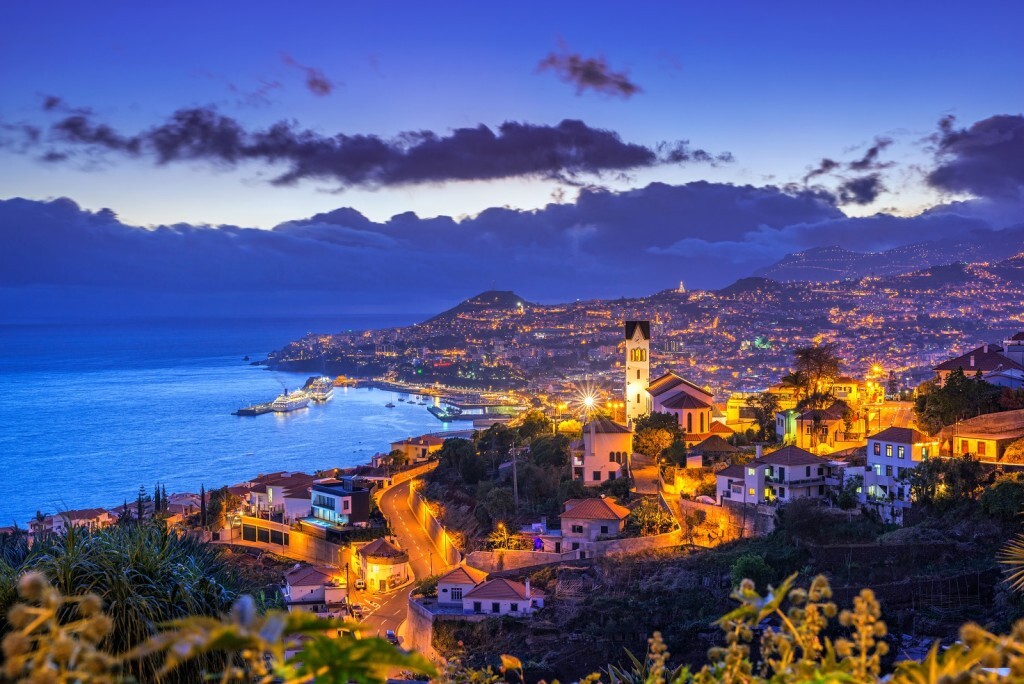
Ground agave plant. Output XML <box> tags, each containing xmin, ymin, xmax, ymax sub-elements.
<box><xmin>999</xmin><ymin>533</ymin><xmax>1024</xmax><ymax>592</ymax></box>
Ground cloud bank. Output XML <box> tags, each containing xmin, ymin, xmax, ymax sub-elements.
<box><xmin>4</xmin><ymin>107</ymin><xmax>729</xmax><ymax>188</ymax></box>
<box><xmin>928</xmin><ymin>114</ymin><xmax>1024</xmax><ymax>199</ymax></box>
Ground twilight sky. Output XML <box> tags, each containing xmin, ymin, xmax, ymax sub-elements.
<box><xmin>1</xmin><ymin>1</ymin><xmax>1023</xmax><ymax>316</ymax></box>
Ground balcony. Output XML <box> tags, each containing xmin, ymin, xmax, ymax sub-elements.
<box><xmin>766</xmin><ymin>475</ymin><xmax>825</xmax><ymax>487</ymax></box>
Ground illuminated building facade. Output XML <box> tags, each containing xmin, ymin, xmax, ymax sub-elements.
<box><xmin>624</xmin><ymin>320</ymin><xmax>651</xmax><ymax>424</ymax></box>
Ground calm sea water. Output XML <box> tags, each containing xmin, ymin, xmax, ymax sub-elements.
<box><xmin>0</xmin><ymin>316</ymin><xmax>457</xmax><ymax>525</ymax></box>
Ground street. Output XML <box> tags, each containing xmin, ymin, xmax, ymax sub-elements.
<box><xmin>358</xmin><ymin>479</ymin><xmax>453</xmax><ymax>639</ymax></box>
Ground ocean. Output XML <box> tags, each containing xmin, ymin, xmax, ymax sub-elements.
<box><xmin>0</xmin><ymin>316</ymin><xmax>458</xmax><ymax>526</ymax></box>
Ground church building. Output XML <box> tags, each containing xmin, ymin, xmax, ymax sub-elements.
<box><xmin>624</xmin><ymin>320</ymin><xmax>651</xmax><ymax>424</ymax></box>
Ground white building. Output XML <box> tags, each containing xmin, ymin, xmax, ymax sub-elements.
<box><xmin>356</xmin><ymin>537</ymin><xmax>410</xmax><ymax>593</ymax></box>
<box><xmin>436</xmin><ymin>564</ymin><xmax>489</xmax><ymax>607</ymax></box>
<box><xmin>716</xmin><ymin>446</ymin><xmax>832</xmax><ymax>506</ymax></box>
<box><xmin>624</xmin><ymin>321</ymin><xmax>651</xmax><ymax>424</ymax></box>
<box><xmin>860</xmin><ymin>427</ymin><xmax>938</xmax><ymax>523</ymax></box>
<box><xmin>573</xmin><ymin>417</ymin><xmax>632</xmax><ymax>486</ymax></box>
<box><xmin>283</xmin><ymin>565</ymin><xmax>347</xmax><ymax>618</ymax></box>
<box><xmin>647</xmin><ymin>372</ymin><xmax>714</xmax><ymax>444</ymax></box>
<box><xmin>462</xmin><ymin>578</ymin><xmax>545</xmax><ymax>617</ymax></box>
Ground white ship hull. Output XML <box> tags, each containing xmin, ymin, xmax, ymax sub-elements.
<box><xmin>272</xmin><ymin>391</ymin><xmax>310</xmax><ymax>412</ymax></box>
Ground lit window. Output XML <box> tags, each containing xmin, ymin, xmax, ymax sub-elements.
<box><xmin>873</xmin><ymin>443</ymin><xmax>880</xmax><ymax>456</ymax></box>
<box><xmin>748</xmin><ymin>488</ymin><xmax>755</xmax><ymax>496</ymax></box>
<box><xmin>897</xmin><ymin>446</ymin><xmax>905</xmax><ymax>459</ymax></box>
<box><xmin>922</xmin><ymin>447</ymin><xmax>929</xmax><ymax>459</ymax></box>
<box><xmin>747</xmin><ymin>467</ymin><xmax>755</xmax><ymax>476</ymax></box>
<box><xmin>885</xmin><ymin>444</ymin><xmax>892</xmax><ymax>457</ymax></box>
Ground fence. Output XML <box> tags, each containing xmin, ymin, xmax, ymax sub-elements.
<box><xmin>408</xmin><ymin>488</ymin><xmax>462</xmax><ymax>566</ymax></box>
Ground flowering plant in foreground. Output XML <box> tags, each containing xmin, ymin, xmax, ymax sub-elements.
<box><xmin>5</xmin><ymin>570</ymin><xmax>1024</xmax><ymax>682</ymax></box>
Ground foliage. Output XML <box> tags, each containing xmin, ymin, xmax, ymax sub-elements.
<box><xmin>487</xmin><ymin>522</ymin><xmax>531</xmax><ymax>550</ymax></box>
<box><xmin>682</xmin><ymin>509</ymin><xmax>707</xmax><ymax>546</ymax></box>
<box><xmin>413</xmin><ymin>574</ymin><xmax>440</xmax><ymax>598</ymax></box>
<box><xmin>836</xmin><ymin>474</ymin><xmax>863</xmax><ymax>510</ymax></box>
<box><xmin>793</xmin><ymin>342</ymin><xmax>841</xmax><ymax>397</ymax></box>
<box><xmin>663</xmin><ymin>439</ymin><xmax>690</xmax><ymax>466</ymax></box>
<box><xmin>744</xmin><ymin>392</ymin><xmax>780</xmax><ymax>442</ymax></box>
<box><xmin>625</xmin><ymin>499</ymin><xmax>675</xmax><ymax>537</ymax></box>
<box><xmin>982</xmin><ymin>474</ymin><xmax>1024</xmax><ymax>520</ymax></box>
<box><xmin>435</xmin><ymin>437</ymin><xmax>486</xmax><ymax>485</ymax></box>
<box><xmin>529</xmin><ymin>434</ymin><xmax>571</xmax><ymax>468</ymax></box>
<box><xmin>904</xmin><ymin>454</ymin><xmax>987</xmax><ymax>509</ymax></box>
<box><xmin>511</xmin><ymin>409</ymin><xmax>554</xmax><ymax>441</ymax></box>
<box><xmin>635</xmin><ymin>428</ymin><xmax>674</xmax><ymax>458</ymax></box>
<box><xmin>0</xmin><ymin>523</ymin><xmax>239</xmax><ymax>683</ymax></box>
<box><xmin>1002</xmin><ymin>437</ymin><xmax>1024</xmax><ymax>464</ymax></box>
<box><xmin>914</xmin><ymin>370</ymin><xmax>1003</xmax><ymax>435</ymax></box>
<box><xmin>633</xmin><ymin>412</ymin><xmax>682</xmax><ymax>441</ymax></box>
<box><xmin>728</xmin><ymin>552</ymin><xmax>773</xmax><ymax>590</ymax></box>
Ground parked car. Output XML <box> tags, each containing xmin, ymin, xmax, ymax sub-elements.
<box><xmin>354</xmin><ymin>578</ymin><xmax>366</xmax><ymax>590</ymax></box>
<box><xmin>350</xmin><ymin>605</ymin><xmax>364</xmax><ymax>619</ymax></box>
<box><xmin>385</xmin><ymin>630</ymin><xmax>399</xmax><ymax>645</ymax></box>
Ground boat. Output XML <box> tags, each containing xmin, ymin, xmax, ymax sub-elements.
<box><xmin>272</xmin><ymin>389</ymin><xmax>310</xmax><ymax>412</ymax></box>
<box><xmin>385</xmin><ymin>402</ymin><xmax>396</xmax><ymax>408</ymax></box>
<box><xmin>308</xmin><ymin>376</ymin><xmax>335</xmax><ymax>402</ymax></box>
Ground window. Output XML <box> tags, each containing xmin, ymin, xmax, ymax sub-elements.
<box><xmin>748</xmin><ymin>488</ymin><xmax>755</xmax><ymax>496</ymax></box>
<box><xmin>779</xmin><ymin>467</ymin><xmax>786</xmax><ymax>480</ymax></box>
<box><xmin>600</xmin><ymin>525</ymin><xmax>609</xmax><ymax>534</ymax></box>
<box><xmin>747</xmin><ymin>467</ymin><xmax>755</xmax><ymax>476</ymax></box>
<box><xmin>571</xmin><ymin>524</ymin><xmax>583</xmax><ymax>534</ymax></box>
<box><xmin>636</xmin><ymin>370</ymin><xmax>640</xmax><ymax>379</ymax></box>
<box><xmin>873</xmin><ymin>464</ymin><xmax>882</xmax><ymax>476</ymax></box>
<box><xmin>700</xmin><ymin>413</ymin><xmax>705</xmax><ymax>433</ymax></box>
<box><xmin>805</xmin><ymin>425</ymin><xmax>812</xmax><ymax>435</ymax></box>
<box><xmin>342</xmin><ymin>499</ymin><xmax>351</xmax><ymax>512</ymax></box>
<box><xmin>687</xmin><ymin>414</ymin><xmax>693</xmax><ymax>432</ymax></box>
<box><xmin>592</xmin><ymin>471</ymin><xmax>601</xmax><ymax>481</ymax></box>
<box><xmin>779</xmin><ymin>487</ymin><xmax>786</xmax><ymax>497</ymax></box>
<box><xmin>765</xmin><ymin>487</ymin><xmax>773</xmax><ymax>498</ymax></box>
<box><xmin>491</xmin><ymin>602</ymin><xmax>500</xmax><ymax>614</ymax></box>
<box><xmin>922</xmin><ymin>447</ymin><xmax>929</xmax><ymax>459</ymax></box>
<box><xmin>805</xmin><ymin>466</ymin><xmax>811</xmax><ymax>477</ymax></box>
<box><xmin>873</xmin><ymin>443</ymin><xmax>881</xmax><ymax>456</ymax></box>
<box><xmin>897</xmin><ymin>487</ymin><xmax>905</xmax><ymax>500</ymax></box>
<box><xmin>609</xmin><ymin>452</ymin><xmax>616</xmax><ymax>462</ymax></box>
<box><xmin>473</xmin><ymin>601</ymin><xmax>482</xmax><ymax>614</ymax></box>
<box><xmin>510</xmin><ymin>602</ymin><xmax>519</xmax><ymax>613</ymax></box>
<box><xmin>571</xmin><ymin>542</ymin><xmax>580</xmax><ymax>550</ymax></box>
<box><xmin>818</xmin><ymin>485</ymin><xmax>825</xmax><ymax>495</ymax></box>
<box><xmin>961</xmin><ymin>440</ymin><xmax>969</xmax><ymax>454</ymax></box>
<box><xmin>885</xmin><ymin>465</ymin><xmax>892</xmax><ymax>476</ymax></box>
<box><xmin>897</xmin><ymin>446</ymin><xmax>905</xmax><ymax>459</ymax></box>
<box><xmin>608</xmin><ymin>472</ymin><xmax>616</xmax><ymax>480</ymax></box>
<box><xmin>978</xmin><ymin>441</ymin><xmax>987</xmax><ymax>456</ymax></box>
<box><xmin>885</xmin><ymin>444</ymin><xmax>892</xmax><ymax>457</ymax></box>
<box><xmin>451</xmin><ymin>587</ymin><xmax>463</xmax><ymax>600</ymax></box>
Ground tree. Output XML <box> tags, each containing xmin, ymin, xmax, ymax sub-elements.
<box><xmin>136</xmin><ymin>485</ymin><xmax>147</xmax><ymax>522</ymax></box>
<box><xmin>682</xmin><ymin>509</ymin><xmax>707</xmax><ymax>546</ymax></box>
<box><xmin>793</xmin><ymin>343</ymin><xmax>841</xmax><ymax>399</ymax></box>
<box><xmin>199</xmin><ymin>484</ymin><xmax>207</xmax><ymax>528</ymax></box>
<box><xmin>633</xmin><ymin>412</ymin><xmax>682</xmax><ymax>441</ymax></box>
<box><xmin>981</xmin><ymin>475</ymin><xmax>1024</xmax><ymax>520</ymax></box>
<box><xmin>905</xmin><ymin>454</ymin><xmax>986</xmax><ymax>508</ymax></box>
<box><xmin>529</xmin><ymin>434</ymin><xmax>570</xmax><ymax>468</ymax></box>
<box><xmin>634</xmin><ymin>428</ymin><xmax>674</xmax><ymax>458</ymax></box>
<box><xmin>486</xmin><ymin>521</ymin><xmax>530</xmax><ymax>550</ymax></box>
<box><xmin>662</xmin><ymin>439</ymin><xmax>689</xmax><ymax>466</ymax></box>
<box><xmin>480</xmin><ymin>486</ymin><xmax>516</xmax><ymax>524</ymax></box>
<box><xmin>745</xmin><ymin>392</ymin><xmax>781</xmax><ymax>442</ymax></box>
<box><xmin>914</xmin><ymin>370</ymin><xmax>1003</xmax><ymax>435</ymax></box>
<box><xmin>730</xmin><ymin>552</ymin><xmax>774</xmax><ymax>590</ymax></box>
<box><xmin>512</xmin><ymin>409</ymin><xmax>553</xmax><ymax>441</ymax></box>
<box><xmin>625</xmin><ymin>498</ymin><xmax>674</xmax><ymax>536</ymax></box>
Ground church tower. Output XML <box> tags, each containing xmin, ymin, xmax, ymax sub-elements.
<box><xmin>624</xmin><ymin>321</ymin><xmax>651</xmax><ymax>424</ymax></box>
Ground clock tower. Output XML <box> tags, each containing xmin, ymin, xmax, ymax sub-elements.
<box><xmin>624</xmin><ymin>320</ymin><xmax>651</xmax><ymax>424</ymax></box>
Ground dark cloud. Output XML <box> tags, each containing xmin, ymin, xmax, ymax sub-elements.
<box><xmin>538</xmin><ymin>49</ymin><xmax>641</xmax><ymax>98</ymax></box>
<box><xmin>13</xmin><ymin>107</ymin><xmax>730</xmax><ymax>188</ymax></box>
<box><xmin>802</xmin><ymin>158</ymin><xmax>840</xmax><ymax>184</ymax></box>
<box><xmin>927</xmin><ymin>114</ymin><xmax>1024</xmax><ymax>199</ymax></box>
<box><xmin>848</xmin><ymin>136</ymin><xmax>894</xmax><ymax>172</ymax></box>
<box><xmin>1</xmin><ymin>181</ymin><xmax>1016</xmax><ymax>320</ymax></box>
<box><xmin>281</xmin><ymin>53</ymin><xmax>335</xmax><ymax>96</ymax></box>
<box><xmin>836</xmin><ymin>174</ymin><xmax>885</xmax><ymax>205</ymax></box>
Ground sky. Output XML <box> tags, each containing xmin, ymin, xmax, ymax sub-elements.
<box><xmin>1</xmin><ymin>1</ymin><xmax>1023</xmax><ymax>316</ymax></box>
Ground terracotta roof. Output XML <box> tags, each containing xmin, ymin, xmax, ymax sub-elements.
<box><xmin>717</xmin><ymin>464</ymin><xmax>747</xmax><ymax>479</ymax></box>
<box><xmin>709</xmin><ymin>422</ymin><xmax>735</xmax><ymax>435</ymax></box>
<box><xmin>357</xmin><ymin>537</ymin><xmax>409</xmax><ymax>562</ymax></box>
<box><xmin>757</xmin><ymin>446</ymin><xmax>825</xmax><ymax>467</ymax></box>
<box><xmin>1010</xmin><ymin>332</ymin><xmax>1024</xmax><ymax>341</ymax></box>
<box><xmin>62</xmin><ymin>508</ymin><xmax>108</xmax><ymax>521</ymax></box>
<box><xmin>285</xmin><ymin>565</ymin><xmax>335</xmax><ymax>586</ymax></box>
<box><xmin>392</xmin><ymin>435</ymin><xmax>446</xmax><ymax>447</ymax></box>
<box><xmin>869</xmin><ymin>427</ymin><xmax>928</xmax><ymax>444</ymax></box>
<box><xmin>562</xmin><ymin>497</ymin><xmax>630</xmax><ymax>520</ymax></box>
<box><xmin>952</xmin><ymin>408</ymin><xmax>1024</xmax><ymax>440</ymax></box>
<box><xmin>584</xmin><ymin>417</ymin><xmax>632</xmax><ymax>434</ymax></box>
<box><xmin>692</xmin><ymin>435</ymin><xmax>739</xmax><ymax>453</ymax></box>
<box><xmin>661</xmin><ymin>392</ymin><xmax>711</xmax><ymax>410</ymax></box>
<box><xmin>647</xmin><ymin>372</ymin><xmax>712</xmax><ymax>398</ymax></box>
<box><xmin>463</xmin><ymin>578</ymin><xmax>545</xmax><ymax>601</ymax></box>
<box><xmin>933</xmin><ymin>344</ymin><xmax>1023</xmax><ymax>373</ymax></box>
<box><xmin>438</xmin><ymin>564</ymin><xmax>489</xmax><ymax>586</ymax></box>
<box><xmin>799</xmin><ymin>400</ymin><xmax>849</xmax><ymax>422</ymax></box>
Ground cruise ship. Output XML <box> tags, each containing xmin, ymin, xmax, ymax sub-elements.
<box><xmin>272</xmin><ymin>389</ymin><xmax>310</xmax><ymax>412</ymax></box>
<box><xmin>308</xmin><ymin>376</ymin><xmax>334</xmax><ymax>402</ymax></box>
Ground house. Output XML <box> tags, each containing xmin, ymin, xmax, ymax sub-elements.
<box><xmin>572</xmin><ymin>417</ymin><xmax>632</xmax><ymax>486</ymax></box>
<box><xmin>945</xmin><ymin>408</ymin><xmax>1024</xmax><ymax>461</ymax></box>
<box><xmin>356</xmin><ymin>537</ymin><xmax>410</xmax><ymax>593</ymax></box>
<box><xmin>787</xmin><ymin>400</ymin><xmax>857</xmax><ymax>452</ymax></box>
<box><xmin>689</xmin><ymin>434</ymin><xmax>740</xmax><ymax>466</ymax></box>
<box><xmin>932</xmin><ymin>342</ymin><xmax>1024</xmax><ymax>386</ymax></box>
<box><xmin>561</xmin><ymin>497</ymin><xmax>630</xmax><ymax>553</ymax></box>
<box><xmin>307</xmin><ymin>479</ymin><xmax>371</xmax><ymax>528</ymax></box>
<box><xmin>28</xmin><ymin>508</ymin><xmax>113</xmax><ymax>536</ymax></box>
<box><xmin>861</xmin><ymin>427</ymin><xmax>939</xmax><ymax>523</ymax></box>
<box><xmin>716</xmin><ymin>446</ymin><xmax>832</xmax><ymax>505</ymax></box>
<box><xmin>648</xmin><ymin>372</ymin><xmax>715</xmax><ymax>443</ymax></box>
<box><xmin>389</xmin><ymin>434</ymin><xmax>446</xmax><ymax>463</ymax></box>
<box><xmin>463</xmin><ymin>578</ymin><xmax>545</xmax><ymax>617</ymax></box>
<box><xmin>240</xmin><ymin>472</ymin><xmax>318</xmax><ymax>522</ymax></box>
<box><xmin>436</xmin><ymin>564</ymin><xmax>489</xmax><ymax>607</ymax></box>
<box><xmin>833</xmin><ymin>377</ymin><xmax>862</xmax><ymax>404</ymax></box>
<box><xmin>282</xmin><ymin>565</ymin><xmax>347</xmax><ymax>618</ymax></box>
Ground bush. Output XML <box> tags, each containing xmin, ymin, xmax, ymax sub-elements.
<box><xmin>729</xmin><ymin>551</ymin><xmax>774</xmax><ymax>590</ymax></box>
<box><xmin>982</xmin><ymin>475</ymin><xmax>1024</xmax><ymax>521</ymax></box>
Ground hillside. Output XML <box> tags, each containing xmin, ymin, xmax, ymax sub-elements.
<box><xmin>424</xmin><ymin>290</ymin><xmax>532</xmax><ymax>324</ymax></box>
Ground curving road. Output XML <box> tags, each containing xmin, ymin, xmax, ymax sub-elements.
<box><xmin>358</xmin><ymin>479</ymin><xmax>453</xmax><ymax>639</ymax></box>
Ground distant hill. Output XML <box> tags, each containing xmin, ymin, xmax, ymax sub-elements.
<box><xmin>755</xmin><ymin>227</ymin><xmax>1024</xmax><ymax>283</ymax></box>
<box><xmin>424</xmin><ymin>290</ymin><xmax>531</xmax><ymax>323</ymax></box>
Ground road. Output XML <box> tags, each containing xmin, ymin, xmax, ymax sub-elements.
<box><xmin>358</xmin><ymin>479</ymin><xmax>453</xmax><ymax>639</ymax></box>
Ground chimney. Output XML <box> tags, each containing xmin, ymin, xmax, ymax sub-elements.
<box><xmin>970</xmin><ymin>356</ymin><xmax>976</xmax><ymax>367</ymax></box>
<box><xmin>756</xmin><ymin>444</ymin><xmax>763</xmax><ymax>459</ymax></box>
<box><xmin>983</xmin><ymin>344</ymin><xmax>989</xmax><ymax>353</ymax></box>
<box><xmin>524</xmin><ymin>578</ymin><xmax>531</xmax><ymax>599</ymax></box>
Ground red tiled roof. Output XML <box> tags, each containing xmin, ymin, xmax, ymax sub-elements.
<box><xmin>661</xmin><ymin>393</ymin><xmax>711</xmax><ymax>410</ymax></box>
<box><xmin>438</xmin><ymin>564</ymin><xmax>489</xmax><ymax>586</ymax></box>
<box><xmin>562</xmin><ymin>497</ymin><xmax>630</xmax><ymax>520</ymax></box>
<box><xmin>285</xmin><ymin>565</ymin><xmax>335</xmax><ymax>586</ymax></box>
<box><xmin>757</xmin><ymin>446</ymin><xmax>825</xmax><ymax>467</ymax></box>
<box><xmin>584</xmin><ymin>417</ymin><xmax>632</xmax><ymax>434</ymax></box>
<box><xmin>869</xmin><ymin>427</ymin><xmax>928</xmax><ymax>444</ymax></box>
<box><xmin>717</xmin><ymin>464</ymin><xmax>747</xmax><ymax>479</ymax></box>
<box><xmin>357</xmin><ymin>537</ymin><xmax>409</xmax><ymax>562</ymax></box>
<box><xmin>933</xmin><ymin>345</ymin><xmax>1023</xmax><ymax>373</ymax></box>
<box><xmin>392</xmin><ymin>435</ymin><xmax>446</xmax><ymax>447</ymax></box>
<box><xmin>463</xmin><ymin>578</ymin><xmax>545</xmax><ymax>601</ymax></box>
<box><xmin>648</xmin><ymin>372</ymin><xmax>712</xmax><ymax>398</ymax></box>
<box><xmin>692</xmin><ymin>435</ymin><xmax>739</xmax><ymax>453</ymax></box>
<box><xmin>709</xmin><ymin>421</ymin><xmax>735</xmax><ymax>435</ymax></box>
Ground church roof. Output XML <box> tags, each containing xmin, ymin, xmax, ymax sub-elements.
<box><xmin>647</xmin><ymin>372</ymin><xmax>712</xmax><ymax>398</ymax></box>
<box><xmin>624</xmin><ymin>321</ymin><xmax>650</xmax><ymax>341</ymax></box>
<box><xmin>661</xmin><ymin>392</ymin><xmax>711</xmax><ymax>410</ymax></box>
<box><xmin>584</xmin><ymin>417</ymin><xmax>632</xmax><ymax>434</ymax></box>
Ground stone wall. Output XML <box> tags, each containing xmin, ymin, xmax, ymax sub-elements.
<box><xmin>408</xmin><ymin>487</ymin><xmax>462</xmax><ymax>566</ymax></box>
<box><xmin>678</xmin><ymin>498</ymin><xmax>774</xmax><ymax>543</ymax></box>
